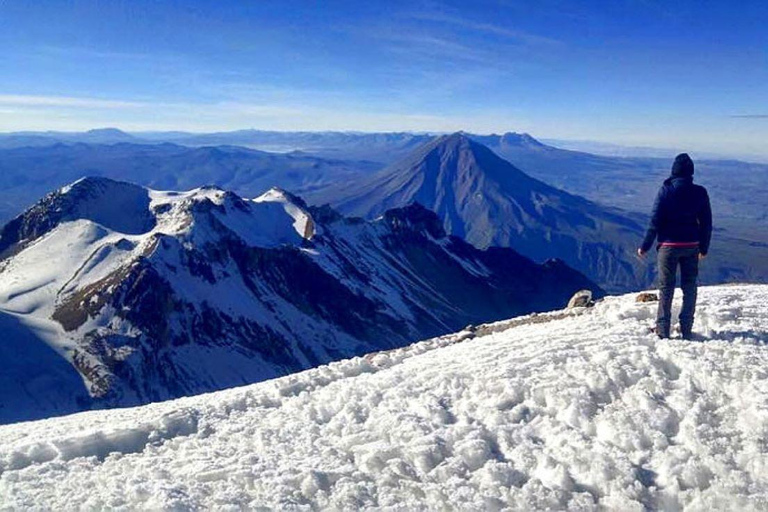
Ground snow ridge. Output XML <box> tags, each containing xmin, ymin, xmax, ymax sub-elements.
<box><xmin>1</xmin><ymin>285</ymin><xmax>767</xmax><ymax>510</ymax></box>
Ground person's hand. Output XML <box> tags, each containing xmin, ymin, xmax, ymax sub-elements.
<box><xmin>699</xmin><ymin>253</ymin><xmax>707</xmax><ymax>260</ymax></box>
<box><xmin>637</xmin><ymin>248</ymin><xmax>646</xmax><ymax>259</ymax></box>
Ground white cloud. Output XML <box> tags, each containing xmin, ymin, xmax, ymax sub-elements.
<box><xmin>0</xmin><ymin>91</ymin><xmax>525</xmax><ymax>134</ymax></box>
<box><xmin>405</xmin><ymin>11</ymin><xmax>561</xmax><ymax>47</ymax></box>
<box><xmin>730</xmin><ymin>114</ymin><xmax>768</xmax><ymax>119</ymax></box>
<box><xmin>0</xmin><ymin>95</ymin><xmax>147</xmax><ymax>109</ymax></box>
<box><xmin>2</xmin><ymin>95</ymin><xmax>764</xmax><ymax>161</ymax></box>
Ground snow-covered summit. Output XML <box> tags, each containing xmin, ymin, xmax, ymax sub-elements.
<box><xmin>0</xmin><ymin>177</ymin><xmax>318</xmax><ymax>320</ymax></box>
<box><xmin>0</xmin><ymin>177</ymin><xmax>155</xmax><ymax>257</ymax></box>
<box><xmin>0</xmin><ymin>177</ymin><xmax>315</xmax><ymax>256</ymax></box>
<box><xmin>253</xmin><ymin>187</ymin><xmax>317</xmax><ymax>240</ymax></box>
<box><xmin>1</xmin><ymin>284</ymin><xmax>766</xmax><ymax>510</ymax></box>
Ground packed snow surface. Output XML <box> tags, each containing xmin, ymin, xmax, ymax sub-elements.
<box><xmin>2</xmin><ymin>285</ymin><xmax>768</xmax><ymax>511</ymax></box>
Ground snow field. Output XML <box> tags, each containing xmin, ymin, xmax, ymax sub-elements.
<box><xmin>1</xmin><ymin>285</ymin><xmax>768</xmax><ymax>511</ymax></box>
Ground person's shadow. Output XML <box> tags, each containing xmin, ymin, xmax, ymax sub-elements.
<box><xmin>694</xmin><ymin>329</ymin><xmax>768</xmax><ymax>343</ymax></box>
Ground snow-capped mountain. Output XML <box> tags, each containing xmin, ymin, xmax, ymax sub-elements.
<box><xmin>305</xmin><ymin>133</ymin><xmax>649</xmax><ymax>292</ymax></box>
<box><xmin>0</xmin><ymin>177</ymin><xmax>598</xmax><ymax>424</ymax></box>
<box><xmin>2</xmin><ymin>284</ymin><xmax>766</xmax><ymax>510</ymax></box>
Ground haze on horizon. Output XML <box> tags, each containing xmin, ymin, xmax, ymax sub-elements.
<box><xmin>1</xmin><ymin>0</ymin><xmax>767</xmax><ymax>159</ymax></box>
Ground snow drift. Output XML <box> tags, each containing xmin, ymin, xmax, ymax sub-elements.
<box><xmin>1</xmin><ymin>284</ymin><xmax>767</xmax><ymax>510</ymax></box>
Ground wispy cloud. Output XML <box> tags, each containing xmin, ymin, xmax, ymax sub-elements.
<box><xmin>345</xmin><ymin>6</ymin><xmax>558</xmax><ymax>81</ymax></box>
<box><xmin>0</xmin><ymin>94</ymin><xmax>314</xmax><ymax>120</ymax></box>
<box><xmin>730</xmin><ymin>114</ymin><xmax>768</xmax><ymax>119</ymax></box>
<box><xmin>368</xmin><ymin>30</ymin><xmax>501</xmax><ymax>67</ymax></box>
<box><xmin>406</xmin><ymin>11</ymin><xmax>561</xmax><ymax>47</ymax></box>
<box><xmin>214</xmin><ymin>102</ymin><xmax>307</xmax><ymax>118</ymax></box>
<box><xmin>0</xmin><ymin>94</ymin><xmax>147</xmax><ymax>109</ymax></box>
<box><xmin>0</xmin><ymin>92</ymin><xmax>523</xmax><ymax>134</ymax></box>
<box><xmin>37</xmin><ymin>44</ymin><xmax>154</xmax><ymax>62</ymax></box>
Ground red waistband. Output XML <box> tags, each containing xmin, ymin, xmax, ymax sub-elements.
<box><xmin>659</xmin><ymin>242</ymin><xmax>699</xmax><ymax>247</ymax></box>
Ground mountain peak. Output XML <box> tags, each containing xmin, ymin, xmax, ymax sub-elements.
<box><xmin>408</xmin><ymin>132</ymin><xmax>488</xmax><ymax>167</ymax></box>
<box><xmin>79</xmin><ymin>128</ymin><xmax>136</xmax><ymax>143</ymax></box>
<box><xmin>499</xmin><ymin>132</ymin><xmax>545</xmax><ymax>148</ymax></box>
<box><xmin>405</xmin><ymin>132</ymin><xmax>533</xmax><ymax>187</ymax></box>
<box><xmin>59</xmin><ymin>175</ymin><xmax>128</xmax><ymax>194</ymax></box>
<box><xmin>85</xmin><ymin>127</ymin><xmax>131</xmax><ymax>136</ymax></box>
<box><xmin>432</xmin><ymin>131</ymin><xmax>473</xmax><ymax>149</ymax></box>
<box><xmin>440</xmin><ymin>131</ymin><xmax>470</xmax><ymax>141</ymax></box>
<box><xmin>254</xmin><ymin>187</ymin><xmax>309</xmax><ymax>210</ymax></box>
<box><xmin>0</xmin><ymin>177</ymin><xmax>155</xmax><ymax>256</ymax></box>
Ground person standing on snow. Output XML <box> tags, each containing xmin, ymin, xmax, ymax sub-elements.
<box><xmin>637</xmin><ymin>153</ymin><xmax>712</xmax><ymax>340</ymax></box>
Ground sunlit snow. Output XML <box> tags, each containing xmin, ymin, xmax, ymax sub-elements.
<box><xmin>2</xmin><ymin>285</ymin><xmax>767</xmax><ymax>510</ymax></box>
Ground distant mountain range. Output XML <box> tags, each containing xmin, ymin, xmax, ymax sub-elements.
<box><xmin>1</xmin><ymin>128</ymin><xmax>765</xmax><ymax>239</ymax></box>
<box><xmin>539</xmin><ymin>138</ymin><xmax>765</xmax><ymax>161</ymax></box>
<box><xmin>0</xmin><ymin>127</ymin><xmax>140</xmax><ymax>148</ymax></box>
<box><xmin>140</xmin><ymin>129</ymin><xmax>434</xmax><ymax>163</ymax></box>
<box><xmin>0</xmin><ymin>128</ymin><xmax>433</xmax><ymax>164</ymax></box>
<box><xmin>0</xmin><ymin>177</ymin><xmax>597</xmax><ymax>423</ymax></box>
<box><xmin>0</xmin><ymin>142</ymin><xmax>380</xmax><ymax>225</ymax></box>
<box><xmin>0</xmin><ymin>129</ymin><xmax>765</xmax><ymax>288</ymax></box>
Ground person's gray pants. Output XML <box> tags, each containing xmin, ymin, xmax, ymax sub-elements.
<box><xmin>657</xmin><ymin>246</ymin><xmax>699</xmax><ymax>338</ymax></box>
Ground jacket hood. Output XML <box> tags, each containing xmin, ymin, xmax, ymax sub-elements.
<box><xmin>664</xmin><ymin>175</ymin><xmax>693</xmax><ymax>187</ymax></box>
<box><xmin>671</xmin><ymin>153</ymin><xmax>694</xmax><ymax>178</ymax></box>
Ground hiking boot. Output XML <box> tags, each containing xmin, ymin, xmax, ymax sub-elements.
<box><xmin>651</xmin><ymin>326</ymin><xmax>670</xmax><ymax>339</ymax></box>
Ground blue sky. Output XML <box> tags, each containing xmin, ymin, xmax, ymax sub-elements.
<box><xmin>1</xmin><ymin>0</ymin><xmax>766</xmax><ymax>157</ymax></box>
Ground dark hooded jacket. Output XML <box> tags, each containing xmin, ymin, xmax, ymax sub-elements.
<box><xmin>640</xmin><ymin>154</ymin><xmax>712</xmax><ymax>254</ymax></box>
